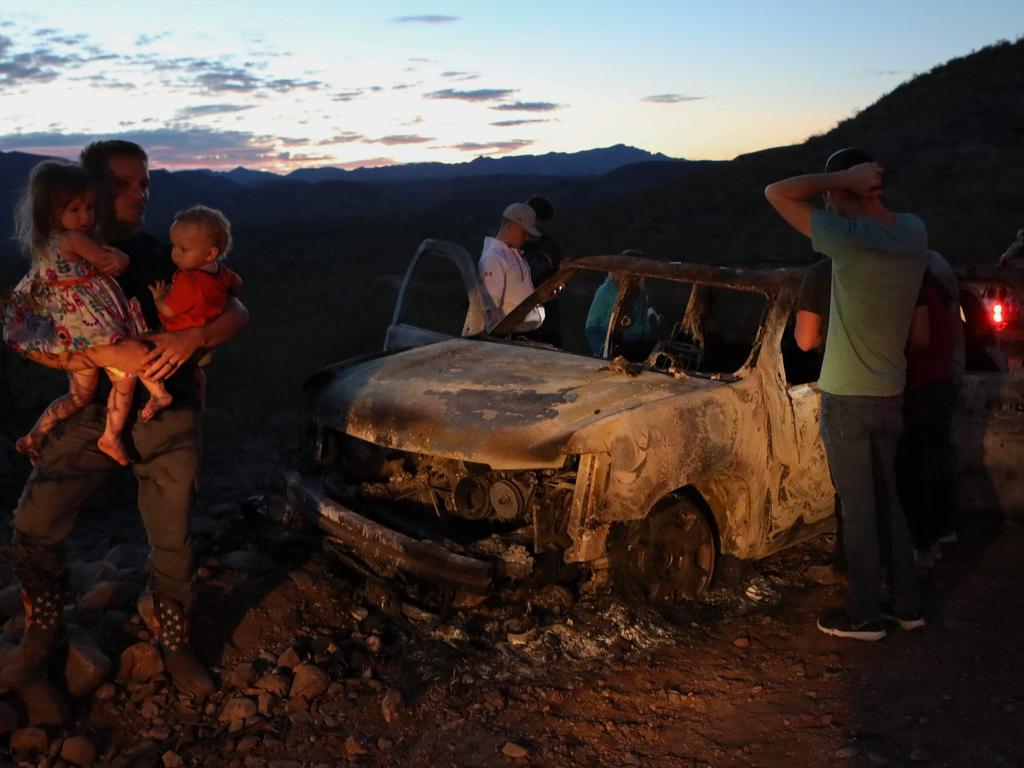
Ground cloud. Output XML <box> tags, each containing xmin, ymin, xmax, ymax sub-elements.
<box><xmin>332</xmin><ymin>156</ymin><xmax>398</xmax><ymax>170</ymax></box>
<box><xmin>440</xmin><ymin>70</ymin><xmax>478</xmax><ymax>81</ymax></box>
<box><xmin>373</xmin><ymin>134</ymin><xmax>435</xmax><ymax>145</ymax></box>
<box><xmin>490</xmin><ymin>101</ymin><xmax>562</xmax><ymax>112</ymax></box>
<box><xmin>425</xmin><ymin>87</ymin><xmax>515</xmax><ymax>102</ymax></box>
<box><xmin>642</xmin><ymin>93</ymin><xmax>705</xmax><ymax>103</ymax></box>
<box><xmin>490</xmin><ymin>119</ymin><xmax>549</xmax><ymax>127</ymax></box>
<box><xmin>450</xmin><ymin>139</ymin><xmax>533</xmax><ymax>154</ymax></box>
<box><xmin>135</xmin><ymin>32</ymin><xmax>170</xmax><ymax>46</ymax></box>
<box><xmin>391</xmin><ymin>82</ymin><xmax>420</xmax><ymax>90</ymax></box>
<box><xmin>175</xmin><ymin>103</ymin><xmax>255</xmax><ymax>118</ymax></box>
<box><xmin>392</xmin><ymin>15</ymin><xmax>458</xmax><ymax>24</ymax></box>
<box><xmin>331</xmin><ymin>89</ymin><xmax>364</xmax><ymax>101</ymax></box>
<box><xmin>131</xmin><ymin>54</ymin><xmax>323</xmax><ymax>95</ymax></box>
<box><xmin>0</xmin><ymin>126</ymin><xmax>290</xmax><ymax>169</ymax></box>
<box><xmin>317</xmin><ymin>132</ymin><xmax>365</xmax><ymax>145</ymax></box>
<box><xmin>401</xmin><ymin>116</ymin><xmax>425</xmax><ymax>126</ymax></box>
<box><xmin>0</xmin><ymin>35</ymin><xmax>90</xmax><ymax>89</ymax></box>
<box><xmin>72</xmin><ymin>73</ymin><xmax>136</xmax><ymax>90</ymax></box>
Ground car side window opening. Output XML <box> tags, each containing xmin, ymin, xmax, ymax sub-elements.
<box><xmin>605</xmin><ymin>275</ymin><xmax>767</xmax><ymax>376</ymax></box>
<box><xmin>398</xmin><ymin>252</ymin><xmax>472</xmax><ymax>337</ymax></box>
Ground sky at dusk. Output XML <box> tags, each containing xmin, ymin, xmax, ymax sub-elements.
<box><xmin>1</xmin><ymin>1</ymin><xmax>1022</xmax><ymax>172</ymax></box>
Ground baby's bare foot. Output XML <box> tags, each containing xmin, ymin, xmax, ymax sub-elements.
<box><xmin>140</xmin><ymin>392</ymin><xmax>173</xmax><ymax>423</ymax></box>
<box><xmin>15</xmin><ymin>433</ymin><xmax>45</xmax><ymax>465</ymax></box>
<box><xmin>97</xmin><ymin>434</ymin><xmax>130</xmax><ymax>466</ymax></box>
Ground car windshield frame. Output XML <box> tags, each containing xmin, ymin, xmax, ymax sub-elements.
<box><xmin>489</xmin><ymin>255</ymin><xmax>784</xmax><ymax>380</ymax></box>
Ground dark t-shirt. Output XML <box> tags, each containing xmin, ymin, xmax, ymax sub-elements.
<box><xmin>796</xmin><ymin>258</ymin><xmax>832</xmax><ymax>344</ymax></box>
<box><xmin>522</xmin><ymin>233</ymin><xmax>564</xmax><ymax>287</ymax></box>
<box><xmin>108</xmin><ymin>232</ymin><xmax>200</xmax><ymax>409</ymax></box>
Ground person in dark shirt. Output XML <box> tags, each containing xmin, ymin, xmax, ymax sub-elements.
<box><xmin>1</xmin><ymin>140</ymin><xmax>249</xmax><ymax>700</ymax></box>
<box><xmin>521</xmin><ymin>195</ymin><xmax>566</xmax><ymax>346</ymax></box>
<box><xmin>795</xmin><ymin>257</ymin><xmax>831</xmax><ymax>351</ymax></box>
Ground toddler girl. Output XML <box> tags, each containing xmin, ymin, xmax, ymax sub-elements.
<box><xmin>2</xmin><ymin>161</ymin><xmax>171</xmax><ymax>466</ymax></box>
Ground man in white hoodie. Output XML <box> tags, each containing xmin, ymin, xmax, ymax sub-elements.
<box><xmin>479</xmin><ymin>202</ymin><xmax>546</xmax><ymax>332</ymax></box>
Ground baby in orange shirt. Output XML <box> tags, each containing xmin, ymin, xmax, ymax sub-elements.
<box><xmin>148</xmin><ymin>205</ymin><xmax>242</xmax><ymax>401</ymax></box>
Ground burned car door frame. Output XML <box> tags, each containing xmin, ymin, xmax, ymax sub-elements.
<box><xmin>384</xmin><ymin>239</ymin><xmax>495</xmax><ymax>351</ymax></box>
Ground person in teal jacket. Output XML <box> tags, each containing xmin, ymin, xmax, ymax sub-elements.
<box><xmin>585</xmin><ymin>251</ymin><xmax>657</xmax><ymax>357</ymax></box>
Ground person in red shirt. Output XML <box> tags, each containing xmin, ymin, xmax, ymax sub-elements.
<box><xmin>149</xmin><ymin>205</ymin><xmax>242</xmax><ymax>401</ymax></box>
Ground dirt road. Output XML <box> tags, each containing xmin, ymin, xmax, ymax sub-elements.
<box><xmin>0</xmin><ymin>487</ymin><xmax>1020</xmax><ymax>768</ymax></box>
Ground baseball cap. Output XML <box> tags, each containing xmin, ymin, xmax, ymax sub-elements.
<box><xmin>824</xmin><ymin>147</ymin><xmax>873</xmax><ymax>173</ymax></box>
<box><xmin>502</xmin><ymin>202</ymin><xmax>541</xmax><ymax>236</ymax></box>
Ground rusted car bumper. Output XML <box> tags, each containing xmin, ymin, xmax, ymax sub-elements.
<box><xmin>284</xmin><ymin>471</ymin><xmax>494</xmax><ymax>592</ymax></box>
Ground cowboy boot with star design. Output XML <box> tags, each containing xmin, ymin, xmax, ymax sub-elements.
<box><xmin>153</xmin><ymin>596</ymin><xmax>216</xmax><ymax>698</ymax></box>
<box><xmin>0</xmin><ymin>585</ymin><xmax>66</xmax><ymax>692</ymax></box>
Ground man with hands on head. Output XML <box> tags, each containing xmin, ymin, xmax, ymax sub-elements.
<box><xmin>765</xmin><ymin>148</ymin><xmax>927</xmax><ymax>642</ymax></box>
<box><xmin>1</xmin><ymin>140</ymin><xmax>249</xmax><ymax>699</ymax></box>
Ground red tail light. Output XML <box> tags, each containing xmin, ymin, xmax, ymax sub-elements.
<box><xmin>993</xmin><ymin>302</ymin><xmax>1006</xmax><ymax>331</ymax></box>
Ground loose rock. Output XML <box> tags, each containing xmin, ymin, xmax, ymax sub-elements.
<box><xmin>65</xmin><ymin>634</ymin><xmax>112</xmax><ymax>697</ymax></box>
<box><xmin>78</xmin><ymin>581</ymin><xmax>135</xmax><ymax>612</ymax></box>
<box><xmin>290</xmin><ymin>664</ymin><xmax>329</xmax><ymax>700</ymax></box>
<box><xmin>20</xmin><ymin>679</ymin><xmax>68</xmax><ymax>726</ymax></box>
<box><xmin>344</xmin><ymin>737</ymin><xmax>367</xmax><ymax>756</ymax></box>
<box><xmin>288</xmin><ymin>570</ymin><xmax>314</xmax><ymax>590</ymax></box>
<box><xmin>502</xmin><ymin>742</ymin><xmax>529</xmax><ymax>759</ymax></box>
<box><xmin>219</xmin><ymin>697</ymin><xmax>258</xmax><ymax>723</ymax></box>
<box><xmin>255</xmin><ymin>673</ymin><xmax>290</xmax><ymax>697</ymax></box>
<box><xmin>69</xmin><ymin>560</ymin><xmax>118</xmax><ymax>593</ymax></box>
<box><xmin>381</xmin><ymin>688</ymin><xmax>404</xmax><ymax>723</ymax></box>
<box><xmin>163</xmin><ymin>751</ymin><xmax>184</xmax><ymax>767</ymax></box>
<box><xmin>277</xmin><ymin>646</ymin><xmax>302</xmax><ymax>668</ymax></box>
<box><xmin>119</xmin><ymin>642</ymin><xmax>164</xmax><ymax>683</ymax></box>
<box><xmin>60</xmin><ymin>735</ymin><xmax>97</xmax><ymax>766</ymax></box>
<box><xmin>9</xmin><ymin>726</ymin><xmax>48</xmax><ymax>754</ymax></box>
<box><xmin>226</xmin><ymin>663</ymin><xmax>258</xmax><ymax>690</ymax></box>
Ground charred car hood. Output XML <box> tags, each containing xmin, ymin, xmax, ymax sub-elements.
<box><xmin>312</xmin><ymin>338</ymin><xmax>727</xmax><ymax>468</ymax></box>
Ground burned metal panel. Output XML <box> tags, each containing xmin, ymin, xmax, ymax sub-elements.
<box><xmin>754</xmin><ymin>280</ymin><xmax>836</xmax><ymax>543</ymax></box>
<box><xmin>285</xmin><ymin>471</ymin><xmax>494</xmax><ymax>592</ymax></box>
<box><xmin>312</xmin><ymin>338</ymin><xmax>716</xmax><ymax>469</ymax></box>
<box><xmin>953</xmin><ymin>371</ymin><xmax>1024</xmax><ymax>516</ymax></box>
<box><xmin>559</xmin><ymin>374</ymin><xmax>772</xmax><ymax>560</ymax></box>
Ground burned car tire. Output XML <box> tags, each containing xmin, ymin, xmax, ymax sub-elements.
<box><xmin>610</xmin><ymin>496</ymin><xmax>717</xmax><ymax>604</ymax></box>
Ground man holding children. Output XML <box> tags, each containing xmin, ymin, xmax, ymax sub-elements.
<box><xmin>1</xmin><ymin>140</ymin><xmax>248</xmax><ymax>699</ymax></box>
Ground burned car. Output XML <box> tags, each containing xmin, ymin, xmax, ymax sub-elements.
<box><xmin>287</xmin><ymin>241</ymin><xmax>1024</xmax><ymax>604</ymax></box>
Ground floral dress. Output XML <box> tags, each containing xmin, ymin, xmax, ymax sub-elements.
<box><xmin>2</xmin><ymin>234</ymin><xmax>147</xmax><ymax>355</ymax></box>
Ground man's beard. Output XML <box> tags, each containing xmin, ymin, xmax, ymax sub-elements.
<box><xmin>97</xmin><ymin>198</ymin><xmax>142</xmax><ymax>243</ymax></box>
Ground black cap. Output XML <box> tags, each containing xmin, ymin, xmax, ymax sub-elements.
<box><xmin>824</xmin><ymin>147</ymin><xmax>873</xmax><ymax>173</ymax></box>
<box><xmin>526</xmin><ymin>195</ymin><xmax>554</xmax><ymax>222</ymax></box>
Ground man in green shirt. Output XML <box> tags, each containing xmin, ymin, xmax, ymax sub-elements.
<box><xmin>765</xmin><ymin>148</ymin><xmax>927</xmax><ymax>641</ymax></box>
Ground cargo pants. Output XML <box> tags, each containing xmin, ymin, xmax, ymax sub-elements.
<box><xmin>12</xmin><ymin>402</ymin><xmax>199</xmax><ymax>608</ymax></box>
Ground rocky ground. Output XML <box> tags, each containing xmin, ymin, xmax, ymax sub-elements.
<box><xmin>0</xmin><ymin>479</ymin><xmax>1021</xmax><ymax>768</ymax></box>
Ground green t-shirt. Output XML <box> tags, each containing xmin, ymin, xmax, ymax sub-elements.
<box><xmin>811</xmin><ymin>210</ymin><xmax>928</xmax><ymax>396</ymax></box>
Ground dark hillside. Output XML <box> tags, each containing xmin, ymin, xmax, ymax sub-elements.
<box><xmin>567</xmin><ymin>38</ymin><xmax>1024</xmax><ymax>266</ymax></box>
<box><xmin>2</xmin><ymin>39</ymin><xmax>1022</xmax><ymax>500</ymax></box>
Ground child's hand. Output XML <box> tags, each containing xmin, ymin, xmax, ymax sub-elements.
<box><xmin>149</xmin><ymin>280</ymin><xmax>170</xmax><ymax>303</ymax></box>
<box><xmin>99</xmin><ymin>246</ymin><xmax>130</xmax><ymax>276</ymax></box>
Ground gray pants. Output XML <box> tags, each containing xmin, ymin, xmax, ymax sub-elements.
<box><xmin>819</xmin><ymin>393</ymin><xmax>920</xmax><ymax>622</ymax></box>
<box><xmin>12</xmin><ymin>403</ymin><xmax>200</xmax><ymax>607</ymax></box>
